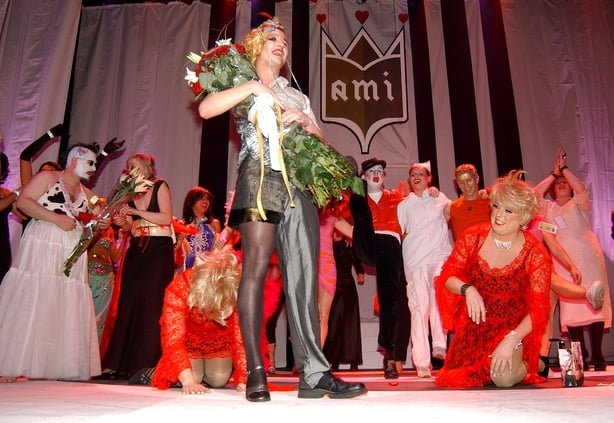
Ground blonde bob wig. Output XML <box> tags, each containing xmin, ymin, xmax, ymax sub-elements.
<box><xmin>490</xmin><ymin>170</ymin><xmax>539</xmax><ymax>226</ymax></box>
<box><xmin>188</xmin><ymin>245</ymin><xmax>241</xmax><ymax>326</ymax></box>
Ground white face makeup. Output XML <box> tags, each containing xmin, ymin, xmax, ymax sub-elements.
<box><xmin>68</xmin><ymin>147</ymin><xmax>97</xmax><ymax>182</ymax></box>
<box><xmin>362</xmin><ymin>165</ymin><xmax>385</xmax><ymax>193</ymax></box>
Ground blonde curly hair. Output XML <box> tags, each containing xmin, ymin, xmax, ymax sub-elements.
<box><xmin>187</xmin><ymin>246</ymin><xmax>241</xmax><ymax>326</ymax></box>
<box><xmin>242</xmin><ymin>17</ymin><xmax>286</xmax><ymax>66</ymax></box>
<box><xmin>490</xmin><ymin>170</ymin><xmax>538</xmax><ymax>226</ymax></box>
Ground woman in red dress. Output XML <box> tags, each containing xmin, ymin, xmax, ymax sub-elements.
<box><xmin>149</xmin><ymin>246</ymin><xmax>246</xmax><ymax>395</ymax></box>
<box><xmin>435</xmin><ymin>170</ymin><xmax>551</xmax><ymax>388</ymax></box>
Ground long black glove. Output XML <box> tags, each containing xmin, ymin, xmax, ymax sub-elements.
<box><xmin>19</xmin><ymin>124</ymin><xmax>66</xmax><ymax>161</ymax></box>
<box><xmin>96</xmin><ymin>137</ymin><xmax>125</xmax><ymax>168</ymax></box>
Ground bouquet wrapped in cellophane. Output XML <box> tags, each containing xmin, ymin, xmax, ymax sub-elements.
<box><xmin>62</xmin><ymin>167</ymin><xmax>153</xmax><ymax>276</ymax></box>
<box><xmin>185</xmin><ymin>40</ymin><xmax>364</xmax><ymax>210</ymax></box>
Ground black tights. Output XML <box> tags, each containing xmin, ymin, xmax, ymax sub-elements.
<box><xmin>237</xmin><ymin>222</ymin><xmax>277</xmax><ymax>371</ymax></box>
<box><xmin>567</xmin><ymin>321</ymin><xmax>605</xmax><ymax>364</ymax></box>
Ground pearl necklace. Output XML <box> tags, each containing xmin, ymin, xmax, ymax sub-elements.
<box><xmin>494</xmin><ymin>238</ymin><xmax>512</xmax><ymax>250</ymax></box>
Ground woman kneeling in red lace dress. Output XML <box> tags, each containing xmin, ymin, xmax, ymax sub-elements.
<box><xmin>142</xmin><ymin>246</ymin><xmax>246</xmax><ymax>395</ymax></box>
<box><xmin>435</xmin><ymin>170</ymin><xmax>551</xmax><ymax>388</ymax></box>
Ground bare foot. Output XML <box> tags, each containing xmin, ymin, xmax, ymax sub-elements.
<box><xmin>0</xmin><ymin>376</ymin><xmax>17</xmax><ymax>383</ymax></box>
<box><xmin>181</xmin><ymin>382</ymin><xmax>210</xmax><ymax>395</ymax></box>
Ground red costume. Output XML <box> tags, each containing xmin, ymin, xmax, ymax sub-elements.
<box><xmin>448</xmin><ymin>196</ymin><xmax>491</xmax><ymax>240</ymax></box>
<box><xmin>367</xmin><ymin>189</ymin><xmax>403</xmax><ymax>237</ymax></box>
<box><xmin>435</xmin><ymin>223</ymin><xmax>551</xmax><ymax>387</ymax></box>
<box><xmin>151</xmin><ymin>269</ymin><xmax>247</xmax><ymax>389</ymax></box>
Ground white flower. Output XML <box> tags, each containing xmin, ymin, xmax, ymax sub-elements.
<box><xmin>184</xmin><ymin>68</ymin><xmax>198</xmax><ymax>84</ymax></box>
<box><xmin>134</xmin><ymin>178</ymin><xmax>153</xmax><ymax>193</ymax></box>
<box><xmin>186</xmin><ymin>52</ymin><xmax>202</xmax><ymax>65</ymax></box>
<box><xmin>215</xmin><ymin>39</ymin><xmax>232</xmax><ymax>47</ymax></box>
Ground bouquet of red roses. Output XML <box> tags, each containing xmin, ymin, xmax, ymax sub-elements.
<box><xmin>185</xmin><ymin>40</ymin><xmax>363</xmax><ymax>209</ymax></box>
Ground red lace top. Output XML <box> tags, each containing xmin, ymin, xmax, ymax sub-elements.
<box><xmin>434</xmin><ymin>223</ymin><xmax>551</xmax><ymax>387</ymax></box>
<box><xmin>151</xmin><ymin>270</ymin><xmax>247</xmax><ymax>389</ymax></box>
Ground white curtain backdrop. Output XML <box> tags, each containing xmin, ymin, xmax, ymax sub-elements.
<box><xmin>71</xmin><ymin>2</ymin><xmax>210</xmax><ymax>214</ymax></box>
<box><xmin>0</xmin><ymin>0</ymin><xmax>81</xmax><ymax>251</ymax></box>
<box><xmin>502</xmin><ymin>0</ymin><xmax>614</xmax><ymax>260</ymax></box>
<box><xmin>0</xmin><ymin>0</ymin><xmax>80</xmax><ymax>190</ymax></box>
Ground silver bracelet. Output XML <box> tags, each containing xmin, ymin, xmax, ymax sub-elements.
<box><xmin>506</xmin><ymin>330</ymin><xmax>523</xmax><ymax>350</ymax></box>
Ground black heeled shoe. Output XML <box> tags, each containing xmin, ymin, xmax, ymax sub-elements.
<box><xmin>538</xmin><ymin>356</ymin><xmax>549</xmax><ymax>378</ymax></box>
<box><xmin>246</xmin><ymin>366</ymin><xmax>270</xmax><ymax>402</ymax></box>
<box><xmin>92</xmin><ymin>370</ymin><xmax>118</xmax><ymax>381</ymax></box>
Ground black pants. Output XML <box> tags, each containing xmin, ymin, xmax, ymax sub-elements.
<box><xmin>374</xmin><ymin>233</ymin><xmax>406</xmax><ymax>361</ymax></box>
<box><xmin>567</xmin><ymin>321</ymin><xmax>606</xmax><ymax>364</ymax></box>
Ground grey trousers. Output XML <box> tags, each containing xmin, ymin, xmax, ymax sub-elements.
<box><xmin>275</xmin><ymin>188</ymin><xmax>330</xmax><ymax>388</ymax></box>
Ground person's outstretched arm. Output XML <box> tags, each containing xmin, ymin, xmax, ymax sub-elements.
<box><xmin>19</xmin><ymin>124</ymin><xmax>65</xmax><ymax>185</ymax></box>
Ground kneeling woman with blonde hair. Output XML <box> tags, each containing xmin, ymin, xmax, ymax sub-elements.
<box><xmin>132</xmin><ymin>246</ymin><xmax>246</xmax><ymax>395</ymax></box>
<box><xmin>435</xmin><ymin>170</ymin><xmax>551</xmax><ymax>388</ymax></box>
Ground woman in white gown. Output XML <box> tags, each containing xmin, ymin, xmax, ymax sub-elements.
<box><xmin>0</xmin><ymin>145</ymin><xmax>107</xmax><ymax>382</ymax></box>
<box><xmin>534</xmin><ymin>148</ymin><xmax>611</xmax><ymax>371</ymax></box>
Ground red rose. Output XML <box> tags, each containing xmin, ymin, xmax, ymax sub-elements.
<box><xmin>191</xmin><ymin>82</ymin><xmax>203</xmax><ymax>96</ymax></box>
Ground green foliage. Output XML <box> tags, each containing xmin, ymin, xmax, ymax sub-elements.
<box><xmin>282</xmin><ymin>125</ymin><xmax>364</xmax><ymax>207</ymax></box>
<box><xmin>187</xmin><ymin>42</ymin><xmax>364</xmax><ymax>207</ymax></box>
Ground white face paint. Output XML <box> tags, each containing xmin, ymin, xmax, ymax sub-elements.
<box><xmin>362</xmin><ymin>165</ymin><xmax>385</xmax><ymax>193</ymax></box>
<box><xmin>68</xmin><ymin>147</ymin><xmax>97</xmax><ymax>182</ymax></box>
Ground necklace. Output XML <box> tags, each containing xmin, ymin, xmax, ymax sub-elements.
<box><xmin>494</xmin><ymin>238</ymin><xmax>512</xmax><ymax>250</ymax></box>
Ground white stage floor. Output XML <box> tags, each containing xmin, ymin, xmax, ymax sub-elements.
<box><xmin>1</xmin><ymin>369</ymin><xmax>612</xmax><ymax>423</ymax></box>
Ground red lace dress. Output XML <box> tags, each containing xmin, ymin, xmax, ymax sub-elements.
<box><xmin>151</xmin><ymin>270</ymin><xmax>247</xmax><ymax>389</ymax></box>
<box><xmin>434</xmin><ymin>223</ymin><xmax>551</xmax><ymax>387</ymax></box>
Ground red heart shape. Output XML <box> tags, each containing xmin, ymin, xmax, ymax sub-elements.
<box><xmin>317</xmin><ymin>13</ymin><xmax>326</xmax><ymax>24</ymax></box>
<box><xmin>399</xmin><ymin>13</ymin><xmax>408</xmax><ymax>24</ymax></box>
<box><xmin>355</xmin><ymin>10</ymin><xmax>369</xmax><ymax>24</ymax></box>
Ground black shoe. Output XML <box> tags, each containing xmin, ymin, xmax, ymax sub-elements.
<box><xmin>538</xmin><ymin>356</ymin><xmax>550</xmax><ymax>378</ymax></box>
<box><xmin>384</xmin><ymin>361</ymin><xmax>399</xmax><ymax>379</ymax></box>
<box><xmin>593</xmin><ymin>361</ymin><xmax>607</xmax><ymax>371</ymax></box>
<box><xmin>245</xmin><ymin>366</ymin><xmax>270</xmax><ymax>402</ymax></box>
<box><xmin>298</xmin><ymin>372</ymin><xmax>367</xmax><ymax>399</ymax></box>
<box><xmin>92</xmin><ymin>370</ymin><xmax>118</xmax><ymax>381</ymax></box>
<box><xmin>128</xmin><ymin>367</ymin><xmax>155</xmax><ymax>385</ymax></box>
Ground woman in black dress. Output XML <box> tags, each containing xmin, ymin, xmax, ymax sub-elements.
<box><xmin>100</xmin><ymin>153</ymin><xmax>174</xmax><ymax>378</ymax></box>
<box><xmin>323</xmin><ymin>228</ymin><xmax>364</xmax><ymax>370</ymax></box>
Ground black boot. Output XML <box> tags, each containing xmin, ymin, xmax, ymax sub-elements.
<box><xmin>246</xmin><ymin>366</ymin><xmax>270</xmax><ymax>402</ymax></box>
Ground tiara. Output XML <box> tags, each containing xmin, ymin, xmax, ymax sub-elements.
<box><xmin>259</xmin><ymin>16</ymin><xmax>285</xmax><ymax>34</ymax></box>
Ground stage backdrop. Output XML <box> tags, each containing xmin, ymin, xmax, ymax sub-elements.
<box><xmin>1</xmin><ymin>0</ymin><xmax>613</xmax><ymax>359</ymax></box>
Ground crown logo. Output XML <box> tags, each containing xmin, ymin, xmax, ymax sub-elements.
<box><xmin>320</xmin><ymin>27</ymin><xmax>408</xmax><ymax>153</ymax></box>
